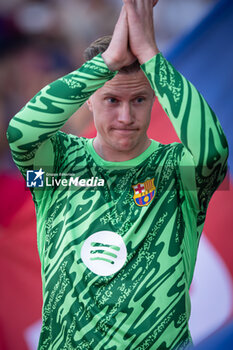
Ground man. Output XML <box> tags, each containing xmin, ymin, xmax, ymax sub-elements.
<box><xmin>7</xmin><ymin>0</ymin><xmax>228</xmax><ymax>349</ymax></box>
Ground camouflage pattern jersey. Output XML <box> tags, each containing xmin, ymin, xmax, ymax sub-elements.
<box><xmin>7</xmin><ymin>53</ymin><xmax>228</xmax><ymax>350</ymax></box>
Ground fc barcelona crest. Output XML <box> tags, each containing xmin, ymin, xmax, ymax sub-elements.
<box><xmin>132</xmin><ymin>178</ymin><xmax>156</xmax><ymax>207</ymax></box>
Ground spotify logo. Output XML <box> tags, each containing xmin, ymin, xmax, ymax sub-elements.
<box><xmin>81</xmin><ymin>231</ymin><xmax>127</xmax><ymax>276</ymax></box>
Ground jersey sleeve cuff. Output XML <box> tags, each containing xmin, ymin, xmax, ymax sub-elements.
<box><xmin>140</xmin><ymin>52</ymin><xmax>165</xmax><ymax>90</ymax></box>
<box><xmin>78</xmin><ymin>53</ymin><xmax>118</xmax><ymax>81</ymax></box>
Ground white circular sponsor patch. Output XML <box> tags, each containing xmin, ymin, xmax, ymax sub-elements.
<box><xmin>81</xmin><ymin>231</ymin><xmax>127</xmax><ymax>276</ymax></box>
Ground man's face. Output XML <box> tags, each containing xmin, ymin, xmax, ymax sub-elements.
<box><xmin>87</xmin><ymin>70</ymin><xmax>155</xmax><ymax>161</ymax></box>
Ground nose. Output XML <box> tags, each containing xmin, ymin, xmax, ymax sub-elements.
<box><xmin>117</xmin><ymin>102</ymin><xmax>134</xmax><ymax>125</ymax></box>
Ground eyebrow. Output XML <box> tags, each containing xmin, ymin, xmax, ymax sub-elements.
<box><xmin>101</xmin><ymin>91</ymin><xmax>150</xmax><ymax>98</ymax></box>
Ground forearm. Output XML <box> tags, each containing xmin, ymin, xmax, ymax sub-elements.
<box><xmin>141</xmin><ymin>53</ymin><xmax>229</xmax><ymax>170</ymax></box>
<box><xmin>7</xmin><ymin>54</ymin><xmax>116</xmax><ymax>171</ymax></box>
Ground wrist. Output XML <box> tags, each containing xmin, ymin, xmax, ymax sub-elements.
<box><xmin>137</xmin><ymin>46</ymin><xmax>160</xmax><ymax>65</ymax></box>
<box><xmin>102</xmin><ymin>52</ymin><xmax>119</xmax><ymax>72</ymax></box>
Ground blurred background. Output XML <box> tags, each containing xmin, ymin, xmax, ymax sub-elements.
<box><xmin>0</xmin><ymin>0</ymin><xmax>232</xmax><ymax>349</ymax></box>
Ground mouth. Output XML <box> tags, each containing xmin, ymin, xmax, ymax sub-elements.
<box><xmin>112</xmin><ymin>128</ymin><xmax>138</xmax><ymax>134</ymax></box>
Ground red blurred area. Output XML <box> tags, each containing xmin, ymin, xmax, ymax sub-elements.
<box><xmin>0</xmin><ymin>174</ymin><xmax>42</xmax><ymax>350</ymax></box>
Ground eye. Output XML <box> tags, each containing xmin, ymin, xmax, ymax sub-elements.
<box><xmin>106</xmin><ymin>97</ymin><xmax>118</xmax><ymax>104</ymax></box>
<box><xmin>134</xmin><ymin>97</ymin><xmax>145</xmax><ymax>104</ymax></box>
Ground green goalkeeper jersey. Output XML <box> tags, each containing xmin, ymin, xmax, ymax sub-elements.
<box><xmin>7</xmin><ymin>53</ymin><xmax>228</xmax><ymax>350</ymax></box>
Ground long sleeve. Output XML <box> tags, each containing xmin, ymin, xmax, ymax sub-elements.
<box><xmin>141</xmin><ymin>53</ymin><xmax>229</xmax><ymax>213</ymax></box>
<box><xmin>7</xmin><ymin>54</ymin><xmax>116</xmax><ymax>178</ymax></box>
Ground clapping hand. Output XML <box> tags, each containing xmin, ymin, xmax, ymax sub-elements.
<box><xmin>102</xmin><ymin>0</ymin><xmax>159</xmax><ymax>71</ymax></box>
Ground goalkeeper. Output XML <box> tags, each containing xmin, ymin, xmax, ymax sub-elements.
<box><xmin>7</xmin><ymin>0</ymin><xmax>228</xmax><ymax>349</ymax></box>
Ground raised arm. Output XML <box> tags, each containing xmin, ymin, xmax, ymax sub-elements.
<box><xmin>124</xmin><ymin>0</ymin><xmax>228</xmax><ymax>211</ymax></box>
<box><xmin>141</xmin><ymin>53</ymin><xmax>228</xmax><ymax>211</ymax></box>
<box><xmin>6</xmin><ymin>55</ymin><xmax>116</xmax><ymax>178</ymax></box>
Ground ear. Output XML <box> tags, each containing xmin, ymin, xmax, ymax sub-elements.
<box><xmin>86</xmin><ymin>98</ymin><xmax>93</xmax><ymax>112</ymax></box>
